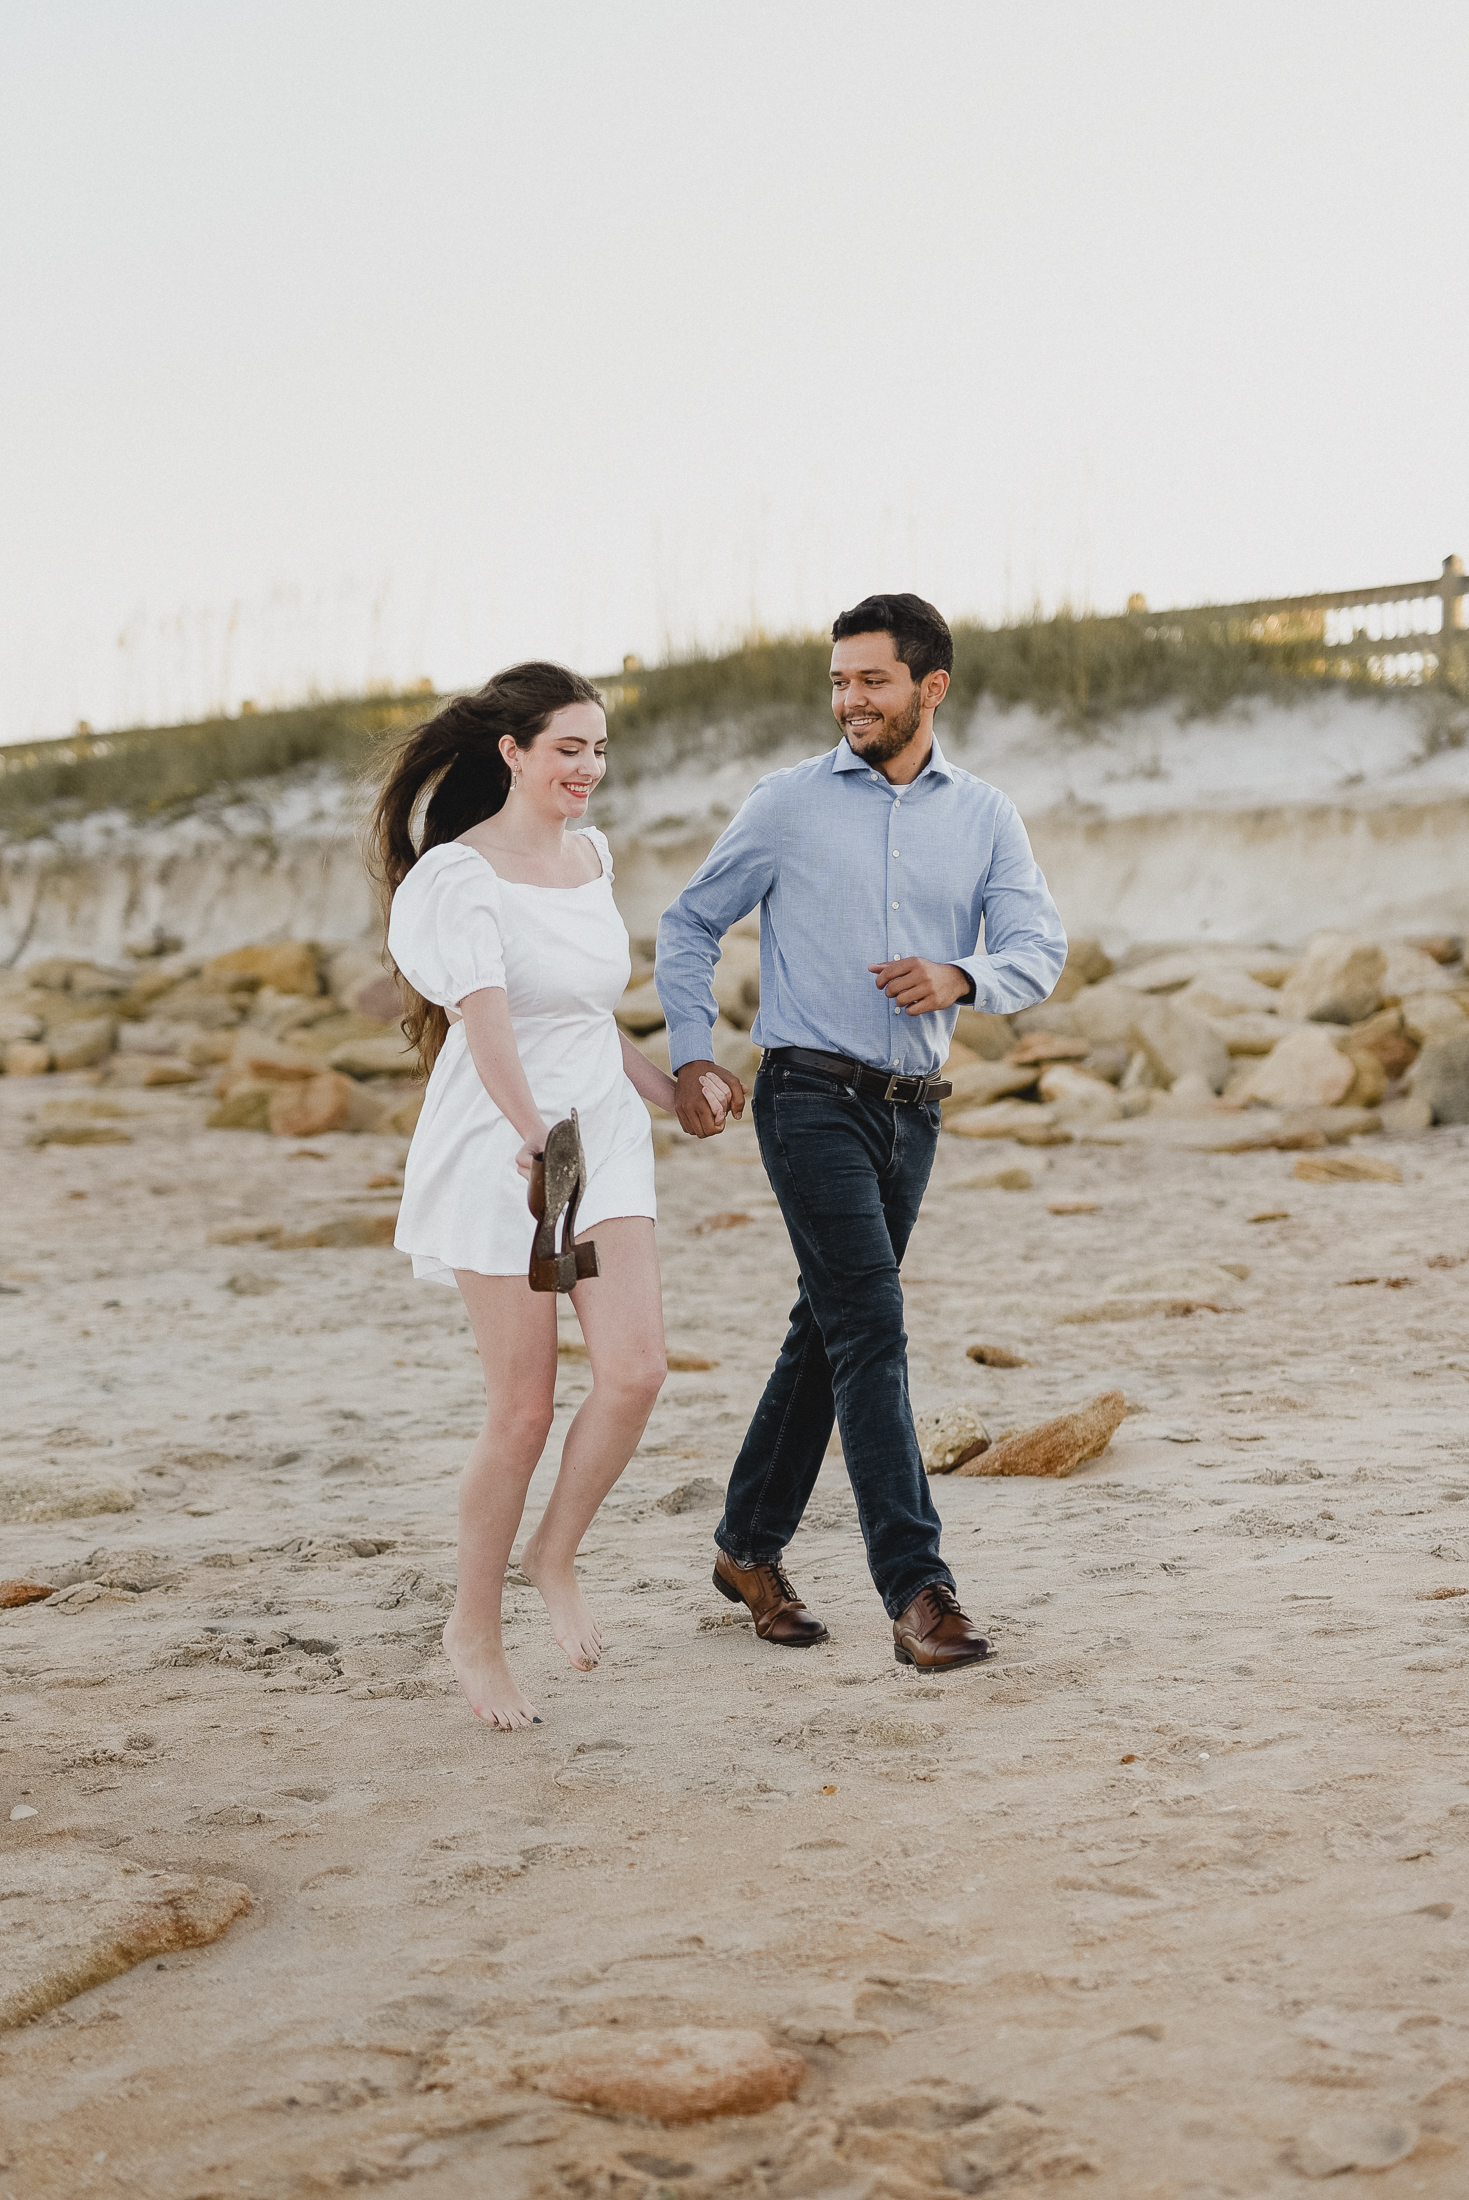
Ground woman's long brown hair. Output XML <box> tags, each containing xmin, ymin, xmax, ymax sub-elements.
<box><xmin>368</xmin><ymin>661</ymin><xmax>604</xmax><ymax>1077</ymax></box>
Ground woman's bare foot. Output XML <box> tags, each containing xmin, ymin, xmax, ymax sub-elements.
<box><xmin>442</xmin><ymin>1614</ymin><xmax>539</xmax><ymax>1728</ymax></box>
<box><xmin>519</xmin><ymin>1539</ymin><xmax>603</xmax><ymax>1670</ymax></box>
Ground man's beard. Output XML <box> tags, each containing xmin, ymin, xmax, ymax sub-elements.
<box><xmin>844</xmin><ymin>687</ymin><xmax>924</xmax><ymax>766</ymax></box>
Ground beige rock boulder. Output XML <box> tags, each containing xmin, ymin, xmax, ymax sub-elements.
<box><xmin>1399</xmin><ymin>993</ymin><xmax>1467</xmax><ymax>1045</ymax></box>
<box><xmin>1177</xmin><ymin>971</ymin><xmax>1284</xmax><ymax>1018</ymax></box>
<box><xmin>326</xmin><ymin>1034</ymin><xmax>418</xmax><ymax>1078</ymax></box>
<box><xmin>1276</xmin><ymin>933</ymin><xmax>1385</xmax><ymax>1025</ymax></box>
<box><xmin>0</xmin><ymin>1011</ymin><xmax>44</xmax><ymax>1045</ymax></box>
<box><xmin>1049</xmin><ymin>937</ymin><xmax>1114</xmax><ymax>1000</ymax></box>
<box><xmin>324</xmin><ymin>943</ymin><xmax>393</xmax><ymax>1015</ymax></box>
<box><xmin>614</xmin><ymin>980</ymin><xmax>667</xmax><ymax>1035</ymax></box>
<box><xmin>0</xmin><ymin>1850</ymin><xmax>251</xmax><ymax>2029</ymax></box>
<box><xmin>954</xmin><ymin>1390</ymin><xmax>1126</xmax><ymax>1478</ymax></box>
<box><xmin>3</xmin><ymin>1040</ymin><xmax>51</xmax><ymax>1076</ymax></box>
<box><xmin>1228</xmin><ymin>1027</ymin><xmax>1355</xmax><ymax>1110</ymax></box>
<box><xmin>1378</xmin><ymin>942</ymin><xmax>1461</xmax><ymax>1004</ymax></box>
<box><xmin>103</xmin><ymin>1057</ymin><xmax>200</xmax><ymax>1089</ymax></box>
<box><xmin>1219</xmin><ymin>1012</ymin><xmax>1305</xmax><ymax>1056</ymax></box>
<box><xmin>1292</xmin><ymin>1152</ymin><xmax>1403</xmax><ymax>1184</ymax></box>
<box><xmin>1407</xmin><ymin>1030</ymin><xmax>1469</xmax><ymax>1124</ymax></box>
<box><xmin>944</xmin><ymin>1100</ymin><xmax>1070</xmax><ymax>1145</ymax></box>
<box><xmin>206</xmin><ymin>1082</ymin><xmax>273</xmax><ymax>1131</ymax></box>
<box><xmin>941</xmin><ymin>1060</ymin><xmax>1039</xmax><ymax>1113</ymax></box>
<box><xmin>382</xmin><ymin>1088</ymin><xmax>425</xmax><ymax>1136</ymax></box>
<box><xmin>49</xmin><ymin>1016</ymin><xmax>117</xmax><ymax>1071</ymax></box>
<box><xmin>1038</xmin><ymin>1064</ymin><xmax>1124</xmax><ymax>1122</ymax></box>
<box><xmin>1070</xmin><ymin>981</ymin><xmax>1162</xmax><ymax>1050</ymax></box>
<box><xmin>952</xmin><ymin>1008</ymin><xmax>1016</xmax><ymax>1059</ymax></box>
<box><xmin>202</xmin><ymin>942</ymin><xmax>320</xmax><ymax>996</ymax></box>
<box><xmin>1131</xmin><ymin>999</ymin><xmax>1231</xmax><ymax>1093</ymax></box>
<box><xmin>269</xmin><ymin>1072</ymin><xmax>385</xmax><ymax>1138</ymax></box>
<box><xmin>525</xmin><ymin>2025</ymin><xmax>805</xmax><ymax>2122</ymax></box>
<box><xmin>916</xmin><ymin>1403</ymin><xmax>991</xmax><ymax>1475</ymax></box>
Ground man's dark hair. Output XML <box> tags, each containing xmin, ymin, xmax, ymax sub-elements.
<box><xmin>831</xmin><ymin>593</ymin><xmax>954</xmax><ymax>685</ymax></box>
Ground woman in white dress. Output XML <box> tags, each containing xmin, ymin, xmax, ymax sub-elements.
<box><xmin>371</xmin><ymin>662</ymin><xmax>720</xmax><ymax>1730</ymax></box>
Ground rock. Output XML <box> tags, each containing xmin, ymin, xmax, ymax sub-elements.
<box><xmin>1006</xmin><ymin>1034</ymin><xmax>1091</xmax><ymax>1065</ymax></box>
<box><xmin>326</xmin><ymin>1035</ymin><xmax>419</xmax><ymax>1077</ymax></box>
<box><xmin>1177</xmin><ymin>971</ymin><xmax>1284</xmax><ymax>1018</ymax></box>
<box><xmin>1379</xmin><ymin>942</ymin><xmax>1461</xmax><ymax>1003</ymax></box>
<box><xmin>941</xmin><ymin>1060</ymin><xmax>1039</xmax><ymax>1112</ymax></box>
<box><xmin>206</xmin><ymin>1083</ymin><xmax>273</xmax><ymax>1131</ymax></box>
<box><xmin>1219</xmin><ymin>1012</ymin><xmax>1304</xmax><ymax>1055</ymax></box>
<box><xmin>220</xmin><ymin>1035</ymin><xmax>324</xmax><ymax>1084</ymax></box>
<box><xmin>1276</xmin><ymin>933</ymin><xmax>1385</xmax><ymax>1024</ymax></box>
<box><xmin>1131</xmin><ymin>999</ymin><xmax>1231</xmax><ymax>1093</ymax></box>
<box><xmin>709</xmin><ymin>1018</ymin><xmax>762</xmax><ymax>1085</ymax></box>
<box><xmin>1381</xmin><ymin>1094</ymin><xmax>1434</xmax><ymax>1134</ymax></box>
<box><xmin>1083</xmin><ymin>1042</ymin><xmax>1131</xmax><ymax>1084</ymax></box>
<box><xmin>1338</xmin><ymin>1048</ymin><xmax>1387</xmax><ymax>1108</ymax></box>
<box><xmin>3</xmin><ymin>1039</ymin><xmax>50</xmax><ymax>1075</ymax></box>
<box><xmin>952</xmin><ymin>1008</ymin><xmax>1016</xmax><ymax>1059</ymax></box>
<box><xmin>1408</xmin><ymin>933</ymin><xmax>1463</xmax><ymax>965</ymax></box>
<box><xmin>269</xmin><ymin>1072</ymin><xmax>384</xmax><ymax>1138</ymax></box>
<box><xmin>1082</xmin><ymin>1104</ymin><xmax>1383</xmax><ymax>1153</ymax></box>
<box><xmin>274</xmin><ymin>1212</ymin><xmax>399</xmax><ymax>1248</ymax></box>
<box><xmin>0</xmin><ymin>1011</ymin><xmax>43</xmax><ymax>1044</ymax></box>
<box><xmin>965</xmin><ymin>1344</ymin><xmax>1028</xmax><ymax>1367</ymax></box>
<box><xmin>944</xmin><ymin>1101</ymin><xmax>1067</xmax><ymax>1143</ymax></box>
<box><xmin>1010</xmin><ymin>1003</ymin><xmax>1079</xmax><ymax>1037</ymax></box>
<box><xmin>225</xmin><ymin>1272</ymin><xmax>283</xmax><ymax>1295</ymax></box>
<box><xmin>615</xmin><ymin>981</ymin><xmax>667</xmax><ymax>1035</ymax></box>
<box><xmin>105</xmin><ymin>1057</ymin><xmax>201</xmax><ymax>1088</ymax></box>
<box><xmin>1293</xmin><ymin>1153</ymin><xmax>1404</xmax><ymax>1184</ymax></box>
<box><xmin>522</xmin><ymin>2025</ymin><xmax>805</xmax><ymax>2123</ymax></box>
<box><xmin>1400</xmin><ymin>992</ymin><xmax>1467</xmax><ymax>1044</ymax></box>
<box><xmin>48</xmin><ymin>1017</ymin><xmax>116</xmax><ymax>1071</ymax></box>
<box><xmin>0</xmin><ymin>1473</ymin><xmax>136</xmax><ymax>1524</ymax></box>
<box><xmin>0</xmin><ymin>1850</ymin><xmax>252</xmax><ymax>2029</ymax></box>
<box><xmin>202</xmin><ymin>943</ymin><xmax>320</xmax><ymax>996</ymax></box>
<box><xmin>960</xmin><ymin>1167</ymin><xmax>1032</xmax><ymax>1191</ymax></box>
<box><xmin>1408</xmin><ymin>1031</ymin><xmax>1469</xmax><ymax>1124</ymax></box>
<box><xmin>324</xmin><ymin>944</ymin><xmax>393</xmax><ymax>1014</ymax></box>
<box><xmin>654</xmin><ymin>1477</ymin><xmax>724</xmax><ymax>1514</ymax></box>
<box><xmin>27</xmin><ymin>1123</ymin><xmax>132</xmax><ymax>1147</ymax></box>
<box><xmin>916</xmin><ymin>1404</ymin><xmax>991</xmax><ymax>1475</ymax></box>
<box><xmin>1290</xmin><ymin>2115</ymin><xmax>1418</xmax><ymax>2179</ymax></box>
<box><xmin>23</xmin><ymin>957</ymin><xmax>132</xmax><ymax>996</ymax></box>
<box><xmin>954</xmin><ymin>1391</ymin><xmax>1126</xmax><ymax>1478</ymax></box>
<box><xmin>382</xmin><ymin>1088</ymin><xmax>425</xmax><ymax>1136</ymax></box>
<box><xmin>1227</xmin><ymin>1027</ymin><xmax>1355</xmax><ymax>1110</ymax></box>
<box><xmin>1059</xmin><ymin>1262</ymin><xmax>1250</xmax><ymax>1323</ymax></box>
<box><xmin>0</xmin><ymin>1581</ymin><xmax>56</xmax><ymax>1608</ymax></box>
<box><xmin>1340</xmin><ymin>1006</ymin><xmax>1416</xmax><ymax>1077</ymax></box>
<box><xmin>1149</xmin><ymin>1069</ymin><xmax>1224</xmax><ymax>1115</ymax></box>
<box><xmin>1049</xmin><ymin>937</ymin><xmax>1113</xmax><ymax>1000</ymax></box>
<box><xmin>1038</xmin><ymin>1064</ymin><xmax>1124</xmax><ymax>1122</ymax></box>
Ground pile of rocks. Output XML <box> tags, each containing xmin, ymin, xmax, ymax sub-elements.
<box><xmin>938</xmin><ymin>929</ymin><xmax>1469</xmax><ymax>1143</ymax></box>
<box><xmin>0</xmin><ymin>940</ymin><xmax>423</xmax><ymax>1138</ymax></box>
<box><xmin>615</xmin><ymin>926</ymin><xmax>1469</xmax><ymax>1139</ymax></box>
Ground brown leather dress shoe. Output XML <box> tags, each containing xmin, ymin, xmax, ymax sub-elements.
<box><xmin>893</xmin><ymin>1584</ymin><xmax>992</xmax><ymax>1669</ymax></box>
<box><xmin>713</xmin><ymin>1551</ymin><xmax>829</xmax><ymax>1646</ymax></box>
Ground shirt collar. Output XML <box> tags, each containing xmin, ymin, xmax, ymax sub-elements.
<box><xmin>831</xmin><ymin>729</ymin><xmax>955</xmax><ymax>784</ymax></box>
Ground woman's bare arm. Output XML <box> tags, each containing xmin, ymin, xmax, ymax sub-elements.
<box><xmin>618</xmin><ymin>1030</ymin><xmax>678</xmax><ymax>1114</ymax></box>
<box><xmin>458</xmin><ymin>987</ymin><xmax>549</xmax><ymax>1172</ymax></box>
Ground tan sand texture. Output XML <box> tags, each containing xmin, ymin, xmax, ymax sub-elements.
<box><xmin>3</xmin><ymin>1056</ymin><xmax>1469</xmax><ymax>2196</ymax></box>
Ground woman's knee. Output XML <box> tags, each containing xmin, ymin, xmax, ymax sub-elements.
<box><xmin>595</xmin><ymin>1351</ymin><xmax>666</xmax><ymax>1417</ymax></box>
<box><xmin>490</xmin><ymin>1398</ymin><xmax>556</xmax><ymax>1458</ymax></box>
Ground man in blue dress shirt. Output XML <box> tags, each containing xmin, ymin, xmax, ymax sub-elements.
<box><xmin>655</xmin><ymin>595</ymin><xmax>1067</xmax><ymax>1668</ymax></box>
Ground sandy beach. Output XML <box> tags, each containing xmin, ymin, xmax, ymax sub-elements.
<box><xmin>3</xmin><ymin>1067</ymin><xmax>1468</xmax><ymax>2198</ymax></box>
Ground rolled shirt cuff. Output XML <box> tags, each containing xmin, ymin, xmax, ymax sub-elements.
<box><xmin>666</xmin><ymin>1019</ymin><xmax>719</xmax><ymax>1074</ymax></box>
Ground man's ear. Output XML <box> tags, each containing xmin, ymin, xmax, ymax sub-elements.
<box><xmin>922</xmin><ymin>668</ymin><xmax>950</xmax><ymax>713</ymax></box>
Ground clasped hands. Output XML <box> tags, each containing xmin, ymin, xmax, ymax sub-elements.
<box><xmin>673</xmin><ymin>957</ymin><xmax>969</xmax><ymax>1139</ymax></box>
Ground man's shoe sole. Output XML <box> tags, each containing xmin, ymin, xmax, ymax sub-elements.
<box><xmin>712</xmin><ymin>1565</ymin><xmax>830</xmax><ymax>1646</ymax></box>
<box><xmin>894</xmin><ymin>1641</ymin><xmax>992</xmax><ymax>1668</ymax></box>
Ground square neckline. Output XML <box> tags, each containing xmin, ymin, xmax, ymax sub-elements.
<box><xmin>451</xmin><ymin>830</ymin><xmax>608</xmax><ymax>892</ymax></box>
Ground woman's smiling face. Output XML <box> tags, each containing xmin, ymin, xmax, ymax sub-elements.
<box><xmin>503</xmin><ymin>700</ymin><xmax>607</xmax><ymax>819</ymax></box>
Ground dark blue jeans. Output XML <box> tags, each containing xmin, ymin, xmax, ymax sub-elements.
<box><xmin>715</xmin><ymin>1061</ymin><xmax>955</xmax><ymax>1620</ymax></box>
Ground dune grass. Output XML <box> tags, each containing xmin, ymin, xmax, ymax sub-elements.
<box><xmin>0</xmin><ymin>613</ymin><xmax>1366</xmax><ymax>837</ymax></box>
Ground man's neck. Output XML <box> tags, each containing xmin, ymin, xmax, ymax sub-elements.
<box><xmin>868</xmin><ymin>721</ymin><xmax>935</xmax><ymax>787</ymax></box>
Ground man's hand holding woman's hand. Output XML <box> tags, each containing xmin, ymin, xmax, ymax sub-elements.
<box><xmin>674</xmin><ymin>1060</ymin><xmax>745</xmax><ymax>1138</ymax></box>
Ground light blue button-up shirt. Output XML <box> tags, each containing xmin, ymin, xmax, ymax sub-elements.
<box><xmin>655</xmin><ymin>732</ymin><xmax>1068</xmax><ymax>1078</ymax></box>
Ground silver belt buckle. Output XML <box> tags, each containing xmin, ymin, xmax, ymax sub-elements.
<box><xmin>883</xmin><ymin>1072</ymin><xmax>900</xmax><ymax>1103</ymax></box>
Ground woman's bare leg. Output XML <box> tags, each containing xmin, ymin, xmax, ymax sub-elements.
<box><xmin>444</xmin><ymin>1272</ymin><xmax>558</xmax><ymax>1728</ymax></box>
<box><xmin>520</xmin><ymin>1217</ymin><xmax>666</xmax><ymax>1669</ymax></box>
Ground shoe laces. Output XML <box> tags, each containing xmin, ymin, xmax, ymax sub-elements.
<box><xmin>923</xmin><ymin>1583</ymin><xmax>963</xmax><ymax>1621</ymax></box>
<box><xmin>765</xmin><ymin>1560</ymin><xmax>800</xmax><ymax>1606</ymax></box>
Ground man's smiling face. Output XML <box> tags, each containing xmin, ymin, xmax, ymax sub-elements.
<box><xmin>829</xmin><ymin>629</ymin><xmax>924</xmax><ymax>766</ymax></box>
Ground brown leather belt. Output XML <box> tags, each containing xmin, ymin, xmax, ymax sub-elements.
<box><xmin>762</xmin><ymin>1046</ymin><xmax>951</xmax><ymax>1106</ymax></box>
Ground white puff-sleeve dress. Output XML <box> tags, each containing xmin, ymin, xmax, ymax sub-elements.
<box><xmin>386</xmin><ymin>828</ymin><xmax>656</xmax><ymax>1285</ymax></box>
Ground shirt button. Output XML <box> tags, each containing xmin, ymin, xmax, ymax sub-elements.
<box><xmin>891</xmin><ymin>900</ymin><xmax>899</xmax><ymax>909</ymax></box>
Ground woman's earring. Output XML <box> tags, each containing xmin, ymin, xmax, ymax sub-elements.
<box><xmin>510</xmin><ymin>769</ymin><xmax>521</xmax><ymax>793</ymax></box>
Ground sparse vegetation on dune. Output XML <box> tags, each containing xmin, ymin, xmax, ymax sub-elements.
<box><xmin>0</xmin><ymin>613</ymin><xmax>1382</xmax><ymax>837</ymax></box>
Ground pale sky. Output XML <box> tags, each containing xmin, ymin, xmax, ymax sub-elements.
<box><xmin>3</xmin><ymin>1</ymin><xmax>1466</xmax><ymax>744</ymax></box>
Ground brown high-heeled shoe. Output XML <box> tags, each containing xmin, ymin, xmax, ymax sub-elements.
<box><xmin>527</xmin><ymin>1109</ymin><xmax>600</xmax><ymax>1293</ymax></box>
